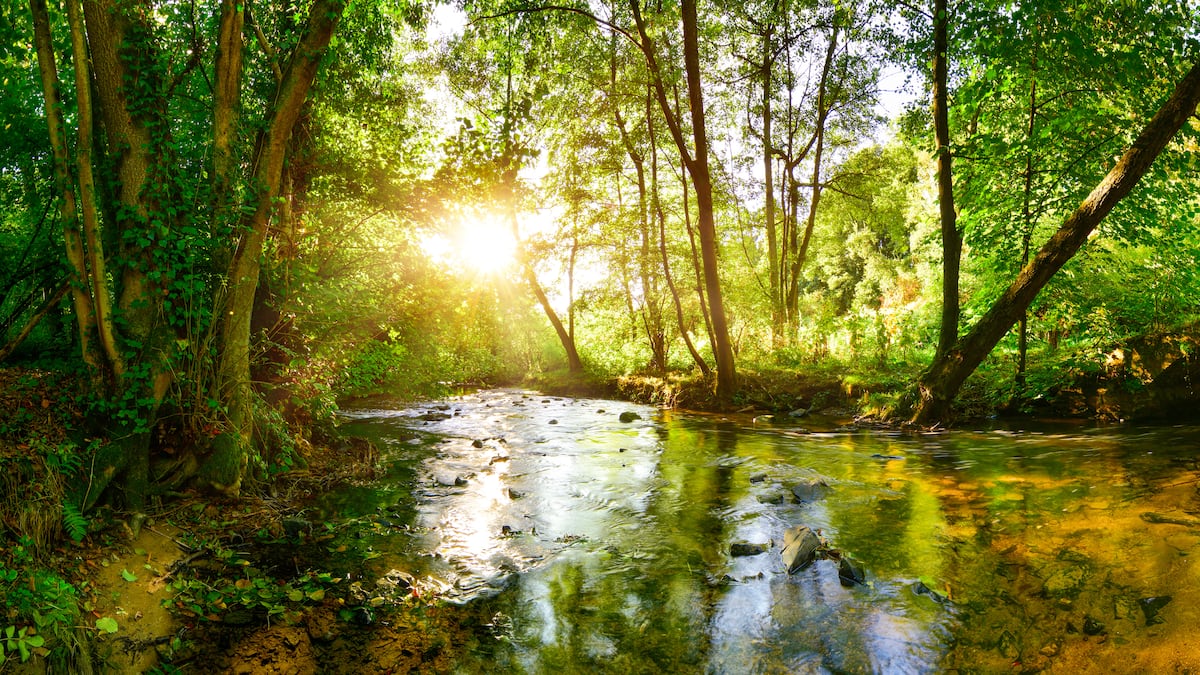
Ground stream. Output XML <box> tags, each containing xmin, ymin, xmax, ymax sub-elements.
<box><xmin>312</xmin><ymin>389</ymin><xmax>1200</xmax><ymax>673</ymax></box>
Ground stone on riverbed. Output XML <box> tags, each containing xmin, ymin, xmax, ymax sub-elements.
<box><xmin>1139</xmin><ymin>596</ymin><xmax>1172</xmax><ymax>625</ymax></box>
<box><xmin>619</xmin><ymin>411</ymin><xmax>641</xmax><ymax>423</ymax></box>
<box><xmin>781</xmin><ymin>525</ymin><xmax>821</xmax><ymax>573</ymax></box>
<box><xmin>838</xmin><ymin>556</ymin><xmax>866</xmax><ymax>586</ymax></box>
<box><xmin>791</xmin><ymin>478</ymin><xmax>829</xmax><ymax>503</ymax></box>
<box><xmin>730</xmin><ymin>542</ymin><xmax>770</xmax><ymax>557</ymax></box>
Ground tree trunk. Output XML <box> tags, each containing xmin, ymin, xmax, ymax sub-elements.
<box><xmin>912</xmin><ymin>60</ymin><xmax>1200</xmax><ymax>424</ymax></box>
<box><xmin>648</xmin><ymin>89</ymin><xmax>710</xmax><ymax>376</ymax></box>
<box><xmin>31</xmin><ymin>0</ymin><xmax>101</xmax><ymax>377</ymax></box>
<box><xmin>67</xmin><ymin>0</ymin><xmax>120</xmax><ymax>376</ymax></box>
<box><xmin>1016</xmin><ymin>50</ymin><xmax>1040</xmax><ymax>393</ymax></box>
<box><xmin>932</xmin><ymin>0</ymin><xmax>961</xmax><ymax>358</ymax></box>
<box><xmin>762</xmin><ymin>25</ymin><xmax>781</xmax><ymax>343</ymax></box>
<box><xmin>524</xmin><ymin>259</ymin><xmax>584</xmax><ymax>373</ymax></box>
<box><xmin>631</xmin><ymin>0</ymin><xmax>736</xmax><ymax>400</ymax></box>
<box><xmin>205</xmin><ymin>0</ymin><xmax>346</xmax><ymax>495</ymax></box>
<box><xmin>679</xmin><ymin>0</ymin><xmax>736</xmax><ymax>400</ymax></box>
<box><xmin>211</xmin><ymin>0</ymin><xmax>245</xmax><ymax>272</ymax></box>
<box><xmin>784</xmin><ymin>22</ymin><xmax>839</xmax><ymax>321</ymax></box>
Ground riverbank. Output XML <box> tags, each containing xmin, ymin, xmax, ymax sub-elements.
<box><xmin>0</xmin><ymin>366</ymin><xmax>476</xmax><ymax>672</ymax></box>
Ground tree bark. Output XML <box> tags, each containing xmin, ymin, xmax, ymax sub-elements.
<box><xmin>648</xmin><ymin>88</ymin><xmax>709</xmax><ymax>376</ymax></box>
<box><xmin>67</xmin><ymin>0</ymin><xmax>120</xmax><ymax>376</ymax></box>
<box><xmin>211</xmin><ymin>0</ymin><xmax>245</xmax><ymax>270</ymax></box>
<box><xmin>207</xmin><ymin>0</ymin><xmax>346</xmax><ymax>495</ymax></box>
<box><xmin>912</xmin><ymin>60</ymin><xmax>1200</xmax><ymax>424</ymax></box>
<box><xmin>31</xmin><ymin>0</ymin><xmax>101</xmax><ymax>376</ymax></box>
<box><xmin>679</xmin><ymin>0</ymin><xmax>736</xmax><ymax>400</ymax></box>
<box><xmin>631</xmin><ymin>0</ymin><xmax>736</xmax><ymax>400</ymax></box>
<box><xmin>932</xmin><ymin>0</ymin><xmax>961</xmax><ymax>358</ymax></box>
<box><xmin>762</xmin><ymin>24</ymin><xmax>781</xmax><ymax>343</ymax></box>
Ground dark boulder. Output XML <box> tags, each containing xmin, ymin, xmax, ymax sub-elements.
<box><xmin>1139</xmin><ymin>596</ymin><xmax>1172</xmax><ymax>625</ymax></box>
<box><xmin>618</xmin><ymin>411</ymin><xmax>641</xmax><ymax>423</ymax></box>
<box><xmin>838</xmin><ymin>556</ymin><xmax>866</xmax><ymax>586</ymax></box>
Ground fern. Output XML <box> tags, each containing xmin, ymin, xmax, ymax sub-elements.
<box><xmin>61</xmin><ymin>502</ymin><xmax>88</xmax><ymax>543</ymax></box>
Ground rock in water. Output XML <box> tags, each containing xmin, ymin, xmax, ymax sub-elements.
<box><xmin>1139</xmin><ymin>596</ymin><xmax>1172</xmax><ymax>625</ymax></box>
<box><xmin>781</xmin><ymin>525</ymin><xmax>820</xmax><ymax>573</ymax></box>
<box><xmin>791</xmin><ymin>479</ymin><xmax>829</xmax><ymax>503</ymax></box>
<box><xmin>618</xmin><ymin>411</ymin><xmax>641</xmax><ymax>423</ymax></box>
<box><xmin>730</xmin><ymin>542</ymin><xmax>770</xmax><ymax>557</ymax></box>
<box><xmin>838</xmin><ymin>556</ymin><xmax>866</xmax><ymax>586</ymax></box>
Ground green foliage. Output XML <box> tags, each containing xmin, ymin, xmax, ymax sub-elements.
<box><xmin>0</xmin><ymin>626</ymin><xmax>45</xmax><ymax>665</ymax></box>
<box><xmin>61</xmin><ymin>502</ymin><xmax>88</xmax><ymax>543</ymax></box>
<box><xmin>0</xmin><ymin>558</ymin><xmax>80</xmax><ymax>667</ymax></box>
<box><xmin>165</xmin><ymin>542</ymin><xmax>343</xmax><ymax>625</ymax></box>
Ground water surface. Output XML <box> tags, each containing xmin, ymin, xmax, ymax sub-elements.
<box><xmin>321</xmin><ymin>389</ymin><xmax>1200</xmax><ymax>673</ymax></box>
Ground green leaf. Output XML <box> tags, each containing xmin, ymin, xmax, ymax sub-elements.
<box><xmin>121</xmin><ymin>569</ymin><xmax>138</xmax><ymax>582</ymax></box>
<box><xmin>95</xmin><ymin>617</ymin><xmax>118</xmax><ymax>634</ymax></box>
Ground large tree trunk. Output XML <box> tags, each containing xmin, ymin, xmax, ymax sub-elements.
<box><xmin>679</xmin><ymin>0</ymin><xmax>736</xmax><ymax>400</ymax></box>
<box><xmin>932</xmin><ymin>0</ymin><xmax>962</xmax><ymax>358</ymax></box>
<box><xmin>67</xmin><ymin>0</ymin><xmax>120</xmax><ymax>377</ymax></box>
<box><xmin>631</xmin><ymin>0</ymin><xmax>736</xmax><ymax>400</ymax></box>
<box><xmin>912</xmin><ymin>60</ymin><xmax>1200</xmax><ymax>424</ymax></box>
<box><xmin>205</xmin><ymin>0</ymin><xmax>346</xmax><ymax>495</ymax></box>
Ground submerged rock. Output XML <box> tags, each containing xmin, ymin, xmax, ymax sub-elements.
<box><xmin>730</xmin><ymin>542</ymin><xmax>770</xmax><ymax>557</ymax></box>
<box><xmin>618</xmin><ymin>411</ymin><xmax>641</xmax><ymax>423</ymax></box>
<box><xmin>1141</xmin><ymin>511</ymin><xmax>1200</xmax><ymax>527</ymax></box>
<box><xmin>1139</xmin><ymin>596</ymin><xmax>1173</xmax><ymax>625</ymax></box>
<box><xmin>781</xmin><ymin>525</ymin><xmax>821</xmax><ymax>573</ymax></box>
<box><xmin>912</xmin><ymin>580</ymin><xmax>948</xmax><ymax>603</ymax></box>
<box><xmin>418</xmin><ymin>411</ymin><xmax>451</xmax><ymax>421</ymax></box>
<box><xmin>791</xmin><ymin>479</ymin><xmax>830</xmax><ymax>503</ymax></box>
<box><xmin>838</xmin><ymin>556</ymin><xmax>866</xmax><ymax>586</ymax></box>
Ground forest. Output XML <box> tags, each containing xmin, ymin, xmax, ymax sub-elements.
<box><xmin>1</xmin><ymin>0</ymin><xmax>1199</xmax><ymax>671</ymax></box>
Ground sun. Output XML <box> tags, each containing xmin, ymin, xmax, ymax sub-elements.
<box><xmin>453</xmin><ymin>214</ymin><xmax>517</xmax><ymax>275</ymax></box>
<box><xmin>420</xmin><ymin>211</ymin><xmax>519</xmax><ymax>276</ymax></box>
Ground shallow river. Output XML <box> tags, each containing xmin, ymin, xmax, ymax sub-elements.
<box><xmin>319</xmin><ymin>389</ymin><xmax>1200</xmax><ymax>673</ymax></box>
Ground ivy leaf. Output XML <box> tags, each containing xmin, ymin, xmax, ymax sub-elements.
<box><xmin>95</xmin><ymin>617</ymin><xmax>118</xmax><ymax>634</ymax></box>
<box><xmin>121</xmin><ymin>569</ymin><xmax>138</xmax><ymax>582</ymax></box>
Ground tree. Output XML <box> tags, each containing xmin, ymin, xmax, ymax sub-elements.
<box><xmin>912</xmin><ymin>60</ymin><xmax>1200</xmax><ymax>423</ymax></box>
<box><xmin>27</xmin><ymin>0</ymin><xmax>352</xmax><ymax>508</ymax></box>
<box><xmin>931</xmin><ymin>0</ymin><xmax>960</xmax><ymax>358</ymax></box>
<box><xmin>630</xmin><ymin>0</ymin><xmax>737</xmax><ymax>399</ymax></box>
